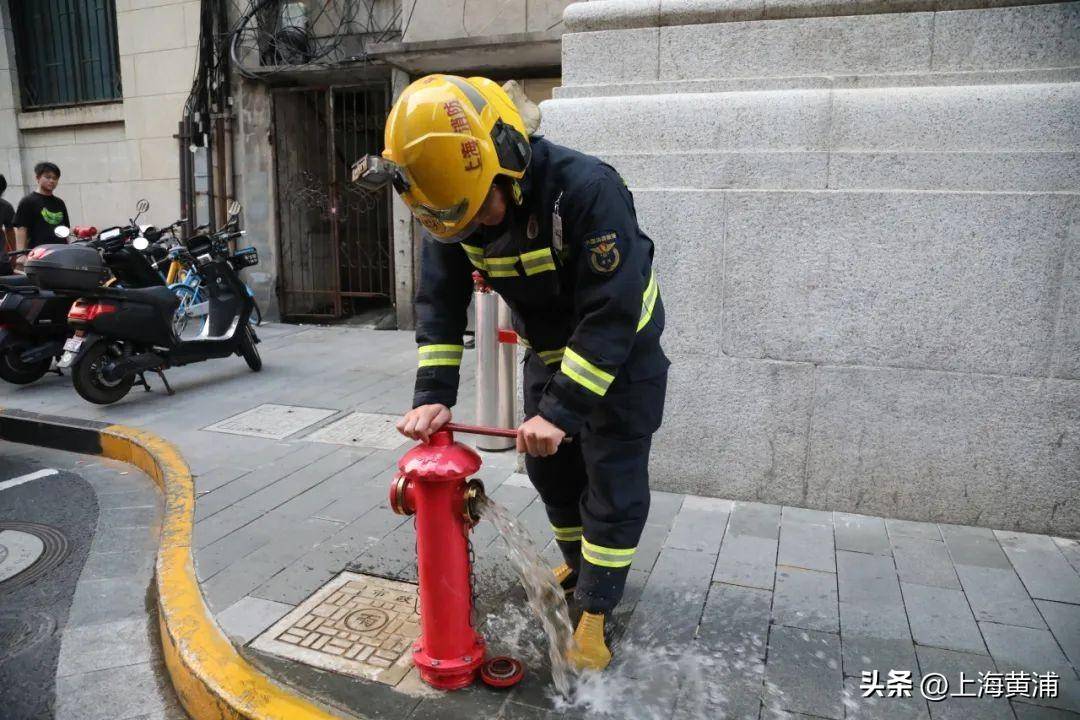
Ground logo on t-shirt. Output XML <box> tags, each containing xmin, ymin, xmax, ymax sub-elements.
<box><xmin>41</xmin><ymin>208</ymin><xmax>64</xmax><ymax>225</ymax></box>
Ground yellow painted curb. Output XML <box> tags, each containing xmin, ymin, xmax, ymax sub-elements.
<box><xmin>98</xmin><ymin>425</ymin><xmax>347</xmax><ymax>720</ymax></box>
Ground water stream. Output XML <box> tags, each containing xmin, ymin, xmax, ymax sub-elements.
<box><xmin>474</xmin><ymin>494</ymin><xmax>577</xmax><ymax>696</ymax></box>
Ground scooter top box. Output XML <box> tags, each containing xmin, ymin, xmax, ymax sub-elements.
<box><xmin>25</xmin><ymin>244</ymin><xmax>110</xmax><ymax>291</ymax></box>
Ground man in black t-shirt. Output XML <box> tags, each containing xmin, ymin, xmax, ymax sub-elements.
<box><xmin>13</xmin><ymin>163</ymin><xmax>70</xmax><ymax>266</ymax></box>
<box><xmin>0</xmin><ymin>175</ymin><xmax>15</xmax><ymax>275</ymax></box>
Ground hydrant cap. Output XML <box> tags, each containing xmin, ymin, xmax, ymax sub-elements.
<box><xmin>398</xmin><ymin>434</ymin><xmax>482</xmax><ymax>482</ymax></box>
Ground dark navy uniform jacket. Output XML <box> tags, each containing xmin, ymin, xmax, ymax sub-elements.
<box><xmin>412</xmin><ymin>137</ymin><xmax>669</xmax><ymax>436</ymax></box>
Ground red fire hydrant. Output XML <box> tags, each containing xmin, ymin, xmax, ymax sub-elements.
<box><xmin>389</xmin><ymin>423</ymin><xmax>510</xmax><ymax>690</ymax></box>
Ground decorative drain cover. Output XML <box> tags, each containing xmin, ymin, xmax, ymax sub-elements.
<box><xmin>305</xmin><ymin>412</ymin><xmax>406</xmax><ymax>449</ymax></box>
<box><xmin>0</xmin><ymin>522</ymin><xmax>70</xmax><ymax>593</ymax></box>
<box><xmin>251</xmin><ymin>572</ymin><xmax>420</xmax><ymax>685</ymax></box>
<box><xmin>0</xmin><ymin>611</ymin><xmax>57</xmax><ymax>663</ymax></box>
<box><xmin>0</xmin><ymin>530</ymin><xmax>45</xmax><ymax>584</ymax></box>
<box><xmin>204</xmin><ymin>404</ymin><xmax>338</xmax><ymax>440</ymax></box>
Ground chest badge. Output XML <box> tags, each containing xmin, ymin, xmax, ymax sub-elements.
<box><xmin>586</xmin><ymin>230</ymin><xmax>621</xmax><ymax>274</ymax></box>
<box><xmin>526</xmin><ymin>214</ymin><xmax>539</xmax><ymax>240</ymax></box>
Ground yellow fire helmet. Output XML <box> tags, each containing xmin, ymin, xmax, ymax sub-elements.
<box><xmin>383</xmin><ymin>74</ymin><xmax>532</xmax><ymax>242</ymax></box>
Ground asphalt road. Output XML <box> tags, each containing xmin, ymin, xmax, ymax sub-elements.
<box><xmin>0</xmin><ymin>454</ymin><xmax>98</xmax><ymax>719</ymax></box>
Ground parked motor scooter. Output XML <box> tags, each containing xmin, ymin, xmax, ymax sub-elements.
<box><xmin>28</xmin><ymin>201</ymin><xmax>262</xmax><ymax>405</ymax></box>
<box><xmin>0</xmin><ymin>227</ymin><xmax>98</xmax><ymax>384</ymax></box>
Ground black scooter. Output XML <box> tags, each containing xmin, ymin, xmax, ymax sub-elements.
<box><xmin>0</xmin><ymin>226</ymin><xmax>101</xmax><ymax>384</ymax></box>
<box><xmin>0</xmin><ymin>251</ymin><xmax>71</xmax><ymax>384</ymax></box>
<box><xmin>32</xmin><ymin>202</ymin><xmax>262</xmax><ymax>404</ymax></box>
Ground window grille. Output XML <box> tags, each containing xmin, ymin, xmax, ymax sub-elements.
<box><xmin>11</xmin><ymin>0</ymin><xmax>123</xmax><ymax>110</ymax></box>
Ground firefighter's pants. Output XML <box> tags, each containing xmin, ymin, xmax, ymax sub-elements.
<box><xmin>522</xmin><ymin>352</ymin><xmax>668</xmax><ymax>613</ymax></box>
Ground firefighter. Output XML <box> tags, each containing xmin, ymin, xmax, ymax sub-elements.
<box><xmin>390</xmin><ymin>75</ymin><xmax>669</xmax><ymax>671</ymax></box>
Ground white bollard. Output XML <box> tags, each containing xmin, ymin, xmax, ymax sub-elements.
<box><xmin>474</xmin><ymin>283</ymin><xmax>516</xmax><ymax>451</ymax></box>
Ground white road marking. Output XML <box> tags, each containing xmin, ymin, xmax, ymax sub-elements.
<box><xmin>0</xmin><ymin>468</ymin><xmax>59</xmax><ymax>491</ymax></box>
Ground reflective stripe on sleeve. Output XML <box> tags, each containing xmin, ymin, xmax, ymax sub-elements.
<box><xmin>520</xmin><ymin>248</ymin><xmax>557</xmax><ymax>275</ymax></box>
<box><xmin>551</xmin><ymin>525</ymin><xmax>583</xmax><ymax>542</ymax></box>
<box><xmin>581</xmin><ymin>539</ymin><xmax>635</xmax><ymax>568</ymax></box>
<box><xmin>538</xmin><ymin>347</ymin><xmax>565</xmax><ymax>365</ymax></box>
<box><xmin>485</xmin><ymin>256</ymin><xmax>519</xmax><ymax>278</ymax></box>
<box><xmin>418</xmin><ymin>344</ymin><xmax>464</xmax><ymax>367</ymax></box>
<box><xmin>637</xmin><ymin>270</ymin><xmax>659</xmax><ymax>332</ymax></box>
<box><xmin>460</xmin><ymin>244</ymin><xmax>487</xmax><ymax>271</ymax></box>
<box><xmin>560</xmin><ymin>347</ymin><xmax>615</xmax><ymax>396</ymax></box>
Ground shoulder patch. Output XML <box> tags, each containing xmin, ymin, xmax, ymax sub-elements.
<box><xmin>585</xmin><ymin>230</ymin><xmax>621</xmax><ymax>275</ymax></box>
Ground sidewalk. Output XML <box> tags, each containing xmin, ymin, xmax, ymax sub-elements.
<box><xmin>1</xmin><ymin>323</ymin><xmax>1077</xmax><ymax>720</ymax></box>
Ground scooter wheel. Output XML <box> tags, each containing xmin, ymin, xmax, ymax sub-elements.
<box><xmin>0</xmin><ymin>349</ymin><xmax>51</xmax><ymax>385</ymax></box>
<box><xmin>240</xmin><ymin>325</ymin><xmax>262</xmax><ymax>372</ymax></box>
<box><xmin>72</xmin><ymin>343</ymin><xmax>134</xmax><ymax>405</ymax></box>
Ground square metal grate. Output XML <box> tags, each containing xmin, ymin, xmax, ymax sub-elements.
<box><xmin>305</xmin><ymin>412</ymin><xmax>406</xmax><ymax>449</ymax></box>
<box><xmin>203</xmin><ymin>404</ymin><xmax>338</xmax><ymax>440</ymax></box>
<box><xmin>250</xmin><ymin>572</ymin><xmax>421</xmax><ymax>685</ymax></box>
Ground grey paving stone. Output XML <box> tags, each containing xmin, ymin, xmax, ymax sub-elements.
<box><xmin>80</xmin><ymin>549</ymin><xmax>156</xmax><ymax>582</ymax></box>
<box><xmin>764</xmin><ymin>626</ymin><xmax>844</xmax><ymax>720</ymax></box>
<box><xmin>193</xmin><ymin>442</ymin><xmax>340</xmax><ymax>522</ymax></box>
<box><xmin>91</xmin><ymin>524</ymin><xmax>159</xmax><ymax>557</ymax></box>
<box><xmin>664</xmin><ymin>496</ymin><xmax>730</xmax><ymax>554</ymax></box>
<box><xmin>1052</xmin><ymin>537</ymin><xmax>1080</xmax><ymax>577</ymax></box>
<box><xmin>409</xmin><ymin>683</ymin><xmax>509</xmax><ymax>720</ymax></box>
<box><xmin>648</xmin><ymin>489</ymin><xmax>685</xmax><ymax>529</ymax></box>
<box><xmin>94</xmin><ymin>487</ymin><xmax>157</xmax><ymax>509</ymax></box>
<box><xmin>842</xmin><ymin>636</ymin><xmax>919</xmax><ymax>680</ymax></box>
<box><xmin>1012</xmin><ymin>701</ymin><xmax>1078</xmax><ymax>719</ymax></box>
<box><xmin>729</xmin><ymin>501</ymin><xmax>782</xmax><ymax>540</ymax></box>
<box><xmin>714</xmin><ymin>534</ymin><xmax>779</xmax><ymax>590</ymax></box>
<box><xmin>773</xmin><ymin>567</ymin><xmax>839</xmax><ymax>633</ymax></box>
<box><xmin>891</xmin><ymin>535</ymin><xmax>962</xmax><ymax>590</ymax></box>
<box><xmin>997</xmin><ymin>531</ymin><xmax>1080</xmax><ymax>604</ymax></box>
<box><xmin>217</xmin><ymin>595</ymin><xmax>294</xmax><ymax>644</ymax></box>
<box><xmin>844</xmin><ymin>675</ymin><xmax>929</xmax><ymax>720</ymax></box>
<box><xmin>676</xmin><ymin>637</ymin><xmax>766</xmax><ymax>720</ymax></box>
<box><xmin>95</xmin><ymin>504</ymin><xmax>158</xmax><ymax>531</ymax></box>
<box><xmin>517</xmin><ymin>496</ymin><xmax>556</xmax><ymax>550</ymax></box>
<box><xmin>980</xmin><ymin>622</ymin><xmax>1080</xmax><ymax>714</ymax></box>
<box><xmin>56</xmin><ymin>617</ymin><xmax>155</xmax><ymax>678</ymax></box>
<box><xmin>698</xmin><ymin>582</ymin><xmax>772</xmax><ymax>657</ymax></box>
<box><xmin>834</xmin><ymin>512</ymin><xmax>891</xmax><ymax>556</ymax></box>
<box><xmin>54</xmin><ymin>661</ymin><xmax>175</xmax><ymax>720</ymax></box>
<box><xmin>780</xmin><ymin>506</ymin><xmax>832</xmax><ymax>526</ymax></box>
<box><xmin>623</xmin><ymin>546</ymin><xmax>715</xmax><ymax>649</ymax></box>
<box><xmin>957</xmin><ymin>565</ymin><xmax>1047</xmax><ymax>629</ymax></box>
<box><xmin>630</xmin><ymin>520</ymin><xmax>669</xmax><ymax>574</ymax></box>
<box><xmin>914</xmin><ymin>646</ymin><xmax>1011</xmax><ymax>720</ymax></box>
<box><xmin>940</xmin><ymin>524</ymin><xmax>1012</xmax><ymax>570</ymax></box>
<box><xmin>778</xmin><ymin>521</ymin><xmax>835</xmax><ymax>573</ymax></box>
<box><xmin>836</xmin><ymin>551</ymin><xmax>903</xmax><ymax>607</ymax></box>
<box><xmin>1035</xmin><ymin>600</ymin><xmax>1080</xmax><ymax>671</ymax></box>
<box><xmin>66</xmin><ymin>575</ymin><xmax>153</xmax><ymax>627</ymax></box>
<box><xmin>887</xmin><ymin>519</ymin><xmax>943</xmax><ymax>541</ymax></box>
<box><xmin>201</xmin><ymin>517</ymin><xmax>345</xmax><ymax>612</ymax></box>
<box><xmin>192</xmin><ymin>464</ymin><xmax>251</xmax><ymax>494</ymax></box>
<box><xmin>902</xmin><ymin>583</ymin><xmax>986</xmax><ymax>654</ymax></box>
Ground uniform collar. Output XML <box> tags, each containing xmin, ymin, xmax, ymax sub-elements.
<box><xmin>518</xmin><ymin>137</ymin><xmax>548</xmax><ymax>205</ymax></box>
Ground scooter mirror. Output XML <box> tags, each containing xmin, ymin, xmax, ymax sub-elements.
<box><xmin>132</xmin><ymin>237</ymin><xmax>150</xmax><ymax>251</ymax></box>
<box><xmin>227</xmin><ymin>200</ymin><xmax>241</xmax><ymax>217</ymax></box>
<box><xmin>54</xmin><ymin>225</ymin><xmax>71</xmax><ymax>239</ymax></box>
<box><xmin>136</xmin><ymin>198</ymin><xmax>150</xmax><ymax>213</ymax></box>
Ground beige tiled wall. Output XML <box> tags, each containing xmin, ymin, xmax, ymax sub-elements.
<box><xmin>0</xmin><ymin>0</ymin><xmax>199</xmax><ymax>229</ymax></box>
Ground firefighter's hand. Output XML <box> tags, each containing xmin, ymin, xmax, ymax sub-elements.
<box><xmin>397</xmin><ymin>404</ymin><xmax>451</xmax><ymax>442</ymax></box>
<box><xmin>517</xmin><ymin>416</ymin><xmax>565</xmax><ymax>457</ymax></box>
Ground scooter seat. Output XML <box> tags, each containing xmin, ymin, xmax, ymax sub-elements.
<box><xmin>120</xmin><ymin>286</ymin><xmax>181</xmax><ymax>311</ymax></box>
<box><xmin>0</xmin><ymin>274</ymin><xmax>34</xmax><ymax>288</ymax></box>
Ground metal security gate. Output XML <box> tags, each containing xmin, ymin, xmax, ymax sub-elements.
<box><xmin>273</xmin><ymin>84</ymin><xmax>393</xmax><ymax>320</ymax></box>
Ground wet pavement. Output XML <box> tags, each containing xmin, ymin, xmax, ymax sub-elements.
<box><xmin>0</xmin><ymin>323</ymin><xmax>1077</xmax><ymax>719</ymax></box>
<box><xmin>0</xmin><ymin>442</ymin><xmax>186</xmax><ymax>720</ymax></box>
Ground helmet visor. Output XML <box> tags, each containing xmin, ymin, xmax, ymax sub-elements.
<box><xmin>411</xmin><ymin>197</ymin><xmax>480</xmax><ymax>243</ymax></box>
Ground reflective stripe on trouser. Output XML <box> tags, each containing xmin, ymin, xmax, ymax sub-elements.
<box><xmin>522</xmin><ymin>354</ymin><xmax>667</xmax><ymax>613</ymax></box>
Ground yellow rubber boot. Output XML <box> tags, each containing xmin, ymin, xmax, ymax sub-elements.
<box><xmin>566</xmin><ymin>611</ymin><xmax>611</xmax><ymax>671</ymax></box>
<box><xmin>553</xmin><ymin>563</ymin><xmax>577</xmax><ymax>594</ymax></box>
